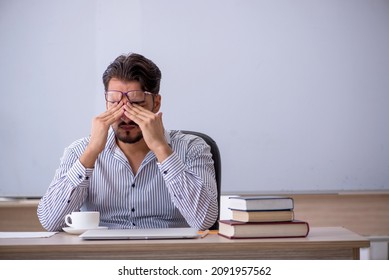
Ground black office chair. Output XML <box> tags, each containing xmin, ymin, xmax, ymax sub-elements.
<box><xmin>181</xmin><ymin>130</ymin><xmax>221</xmax><ymax>230</ymax></box>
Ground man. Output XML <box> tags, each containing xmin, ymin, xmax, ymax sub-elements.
<box><xmin>38</xmin><ymin>53</ymin><xmax>218</xmax><ymax>231</ymax></box>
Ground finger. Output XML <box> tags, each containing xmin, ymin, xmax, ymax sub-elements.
<box><xmin>124</xmin><ymin>103</ymin><xmax>142</xmax><ymax>117</ymax></box>
<box><xmin>107</xmin><ymin>101</ymin><xmax>124</xmax><ymax>114</ymax></box>
<box><xmin>126</xmin><ymin>103</ymin><xmax>156</xmax><ymax>119</ymax></box>
<box><xmin>123</xmin><ymin>109</ymin><xmax>142</xmax><ymax>124</ymax></box>
<box><xmin>127</xmin><ymin>102</ymin><xmax>153</xmax><ymax>113</ymax></box>
<box><xmin>111</xmin><ymin>104</ymin><xmax>126</xmax><ymax>121</ymax></box>
<box><xmin>101</xmin><ymin>101</ymin><xmax>124</xmax><ymax>121</ymax></box>
<box><xmin>122</xmin><ymin>103</ymin><xmax>143</xmax><ymax>121</ymax></box>
<box><xmin>127</xmin><ymin>111</ymin><xmax>163</xmax><ymax>130</ymax></box>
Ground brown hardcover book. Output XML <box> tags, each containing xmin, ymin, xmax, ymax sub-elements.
<box><xmin>218</xmin><ymin>219</ymin><xmax>310</xmax><ymax>239</ymax></box>
<box><xmin>228</xmin><ymin>196</ymin><xmax>294</xmax><ymax>211</ymax></box>
<box><xmin>231</xmin><ymin>209</ymin><xmax>294</xmax><ymax>223</ymax></box>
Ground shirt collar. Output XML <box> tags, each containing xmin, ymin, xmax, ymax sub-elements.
<box><xmin>164</xmin><ymin>129</ymin><xmax>172</xmax><ymax>146</ymax></box>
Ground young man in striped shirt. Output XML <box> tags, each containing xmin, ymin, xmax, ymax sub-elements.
<box><xmin>38</xmin><ymin>53</ymin><xmax>218</xmax><ymax>231</ymax></box>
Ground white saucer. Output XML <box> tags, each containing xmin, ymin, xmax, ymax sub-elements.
<box><xmin>63</xmin><ymin>226</ymin><xmax>108</xmax><ymax>235</ymax></box>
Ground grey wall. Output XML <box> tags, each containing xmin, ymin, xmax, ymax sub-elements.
<box><xmin>1</xmin><ymin>0</ymin><xmax>389</xmax><ymax>197</ymax></box>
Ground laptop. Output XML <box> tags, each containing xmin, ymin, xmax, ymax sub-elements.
<box><xmin>79</xmin><ymin>227</ymin><xmax>200</xmax><ymax>240</ymax></box>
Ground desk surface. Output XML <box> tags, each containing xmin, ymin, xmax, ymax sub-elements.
<box><xmin>0</xmin><ymin>227</ymin><xmax>369</xmax><ymax>260</ymax></box>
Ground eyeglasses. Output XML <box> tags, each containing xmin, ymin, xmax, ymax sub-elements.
<box><xmin>104</xmin><ymin>90</ymin><xmax>153</xmax><ymax>104</ymax></box>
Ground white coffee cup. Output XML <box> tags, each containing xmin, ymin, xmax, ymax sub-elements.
<box><xmin>65</xmin><ymin>211</ymin><xmax>100</xmax><ymax>229</ymax></box>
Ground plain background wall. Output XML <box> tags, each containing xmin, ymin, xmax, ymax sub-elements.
<box><xmin>1</xmin><ymin>0</ymin><xmax>389</xmax><ymax>197</ymax></box>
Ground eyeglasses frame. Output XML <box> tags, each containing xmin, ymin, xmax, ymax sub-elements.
<box><xmin>104</xmin><ymin>90</ymin><xmax>154</xmax><ymax>104</ymax></box>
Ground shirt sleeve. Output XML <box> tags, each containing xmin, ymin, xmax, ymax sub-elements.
<box><xmin>157</xmin><ymin>138</ymin><xmax>219</xmax><ymax>230</ymax></box>
<box><xmin>37</xmin><ymin>145</ymin><xmax>91</xmax><ymax>232</ymax></box>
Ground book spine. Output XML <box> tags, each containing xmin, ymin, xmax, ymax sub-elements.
<box><xmin>218</xmin><ymin>233</ymin><xmax>309</xmax><ymax>239</ymax></box>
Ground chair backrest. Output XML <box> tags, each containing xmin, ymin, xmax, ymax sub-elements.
<box><xmin>181</xmin><ymin>130</ymin><xmax>221</xmax><ymax>230</ymax></box>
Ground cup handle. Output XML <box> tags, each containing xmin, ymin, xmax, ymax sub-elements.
<box><xmin>65</xmin><ymin>214</ymin><xmax>72</xmax><ymax>227</ymax></box>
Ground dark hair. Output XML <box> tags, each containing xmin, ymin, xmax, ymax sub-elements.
<box><xmin>102</xmin><ymin>53</ymin><xmax>161</xmax><ymax>94</ymax></box>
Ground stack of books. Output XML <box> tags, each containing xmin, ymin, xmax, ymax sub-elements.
<box><xmin>218</xmin><ymin>196</ymin><xmax>310</xmax><ymax>239</ymax></box>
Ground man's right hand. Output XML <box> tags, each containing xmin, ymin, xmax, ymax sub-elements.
<box><xmin>80</xmin><ymin>101</ymin><xmax>124</xmax><ymax>168</ymax></box>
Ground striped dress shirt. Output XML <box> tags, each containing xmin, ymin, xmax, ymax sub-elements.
<box><xmin>37</xmin><ymin>129</ymin><xmax>218</xmax><ymax>231</ymax></box>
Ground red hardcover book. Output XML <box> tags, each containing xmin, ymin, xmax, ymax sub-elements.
<box><xmin>218</xmin><ymin>219</ymin><xmax>310</xmax><ymax>239</ymax></box>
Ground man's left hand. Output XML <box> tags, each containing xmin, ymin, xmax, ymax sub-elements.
<box><xmin>123</xmin><ymin>102</ymin><xmax>173</xmax><ymax>162</ymax></box>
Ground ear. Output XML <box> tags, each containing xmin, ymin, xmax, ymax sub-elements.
<box><xmin>152</xmin><ymin>94</ymin><xmax>161</xmax><ymax>112</ymax></box>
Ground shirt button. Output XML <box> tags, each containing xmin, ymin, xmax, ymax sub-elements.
<box><xmin>131</xmin><ymin>183</ymin><xmax>135</xmax><ymax>188</ymax></box>
<box><xmin>78</xmin><ymin>175</ymin><xmax>82</xmax><ymax>179</ymax></box>
<box><xmin>163</xmin><ymin>170</ymin><xmax>168</xmax><ymax>175</ymax></box>
<box><xmin>132</xmin><ymin>222</ymin><xmax>136</xmax><ymax>226</ymax></box>
<box><xmin>131</xmin><ymin>208</ymin><xmax>135</xmax><ymax>212</ymax></box>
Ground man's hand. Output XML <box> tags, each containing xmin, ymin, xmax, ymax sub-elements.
<box><xmin>123</xmin><ymin>102</ymin><xmax>173</xmax><ymax>162</ymax></box>
<box><xmin>80</xmin><ymin>101</ymin><xmax>124</xmax><ymax>168</ymax></box>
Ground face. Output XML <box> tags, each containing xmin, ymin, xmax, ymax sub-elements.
<box><xmin>107</xmin><ymin>78</ymin><xmax>160</xmax><ymax>144</ymax></box>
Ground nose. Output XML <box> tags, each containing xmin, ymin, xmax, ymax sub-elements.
<box><xmin>120</xmin><ymin>100</ymin><xmax>134</xmax><ymax>124</ymax></box>
<box><xmin>121</xmin><ymin>92</ymin><xmax>129</xmax><ymax>103</ymax></box>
